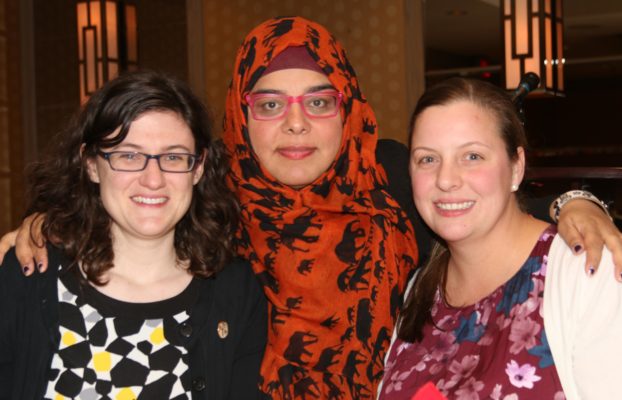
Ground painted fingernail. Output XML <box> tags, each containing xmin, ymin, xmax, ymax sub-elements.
<box><xmin>573</xmin><ymin>245</ymin><xmax>582</xmax><ymax>253</ymax></box>
<box><xmin>588</xmin><ymin>266</ymin><xmax>595</xmax><ymax>275</ymax></box>
<box><xmin>36</xmin><ymin>262</ymin><xmax>43</xmax><ymax>272</ymax></box>
<box><xmin>22</xmin><ymin>266</ymin><xmax>30</xmax><ymax>274</ymax></box>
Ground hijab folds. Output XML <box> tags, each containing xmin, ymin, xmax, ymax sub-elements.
<box><xmin>223</xmin><ymin>16</ymin><xmax>418</xmax><ymax>398</ymax></box>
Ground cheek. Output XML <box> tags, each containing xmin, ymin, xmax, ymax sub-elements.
<box><xmin>410</xmin><ymin>170</ymin><xmax>435</xmax><ymax>204</ymax></box>
<box><xmin>412</xmin><ymin>175</ymin><xmax>429</xmax><ymax>199</ymax></box>
<box><xmin>246</xmin><ymin>121</ymin><xmax>271</xmax><ymax>160</ymax></box>
<box><xmin>97</xmin><ymin>173</ymin><xmax>128</xmax><ymax>198</ymax></box>
<box><xmin>322</xmin><ymin>120</ymin><xmax>343</xmax><ymax>156</ymax></box>
<box><xmin>467</xmin><ymin>166</ymin><xmax>512</xmax><ymax>193</ymax></box>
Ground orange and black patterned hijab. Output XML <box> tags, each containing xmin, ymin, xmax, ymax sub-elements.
<box><xmin>223</xmin><ymin>16</ymin><xmax>418</xmax><ymax>398</ymax></box>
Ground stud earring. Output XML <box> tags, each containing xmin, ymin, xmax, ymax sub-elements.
<box><xmin>511</xmin><ymin>184</ymin><xmax>519</xmax><ymax>192</ymax></box>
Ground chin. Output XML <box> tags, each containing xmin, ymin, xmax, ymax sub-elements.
<box><xmin>277</xmin><ymin>175</ymin><xmax>315</xmax><ymax>189</ymax></box>
<box><xmin>432</xmin><ymin>225</ymin><xmax>472</xmax><ymax>244</ymax></box>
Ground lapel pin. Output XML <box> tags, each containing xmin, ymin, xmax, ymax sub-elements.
<box><xmin>217</xmin><ymin>321</ymin><xmax>229</xmax><ymax>339</ymax></box>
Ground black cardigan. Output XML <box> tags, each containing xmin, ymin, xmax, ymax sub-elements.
<box><xmin>0</xmin><ymin>245</ymin><xmax>267</xmax><ymax>400</ymax></box>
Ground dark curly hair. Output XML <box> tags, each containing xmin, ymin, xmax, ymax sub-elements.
<box><xmin>25</xmin><ymin>70</ymin><xmax>240</xmax><ymax>285</ymax></box>
<box><xmin>399</xmin><ymin>77</ymin><xmax>528</xmax><ymax>343</ymax></box>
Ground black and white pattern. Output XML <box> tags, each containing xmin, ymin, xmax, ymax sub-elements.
<box><xmin>44</xmin><ymin>277</ymin><xmax>192</xmax><ymax>400</ymax></box>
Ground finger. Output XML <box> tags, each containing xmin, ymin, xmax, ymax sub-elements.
<box><xmin>556</xmin><ymin>217</ymin><xmax>586</xmax><ymax>254</ymax></box>
<box><xmin>15</xmin><ymin>221</ymin><xmax>36</xmax><ymax>275</ymax></box>
<box><xmin>556</xmin><ymin>215</ymin><xmax>602</xmax><ymax>275</ymax></box>
<box><xmin>603</xmin><ymin>233</ymin><xmax>622</xmax><ymax>282</ymax></box>
<box><xmin>581</xmin><ymin>233</ymin><xmax>604</xmax><ymax>276</ymax></box>
<box><xmin>612</xmin><ymin>251</ymin><xmax>622</xmax><ymax>283</ymax></box>
<box><xmin>0</xmin><ymin>230</ymin><xmax>18</xmax><ymax>265</ymax></box>
<box><xmin>30</xmin><ymin>214</ymin><xmax>49</xmax><ymax>272</ymax></box>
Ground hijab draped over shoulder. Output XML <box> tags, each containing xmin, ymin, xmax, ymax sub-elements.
<box><xmin>223</xmin><ymin>16</ymin><xmax>418</xmax><ymax>398</ymax></box>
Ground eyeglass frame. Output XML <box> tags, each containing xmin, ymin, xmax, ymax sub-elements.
<box><xmin>244</xmin><ymin>90</ymin><xmax>343</xmax><ymax>121</ymax></box>
<box><xmin>96</xmin><ymin>150</ymin><xmax>201</xmax><ymax>173</ymax></box>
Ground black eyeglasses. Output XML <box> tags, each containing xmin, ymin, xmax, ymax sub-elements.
<box><xmin>97</xmin><ymin>150</ymin><xmax>200</xmax><ymax>173</ymax></box>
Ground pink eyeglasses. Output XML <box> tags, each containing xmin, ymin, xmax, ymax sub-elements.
<box><xmin>245</xmin><ymin>90</ymin><xmax>343</xmax><ymax>121</ymax></box>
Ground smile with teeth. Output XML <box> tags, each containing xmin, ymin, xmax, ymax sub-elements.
<box><xmin>435</xmin><ymin>201</ymin><xmax>474</xmax><ymax>211</ymax></box>
<box><xmin>132</xmin><ymin>196</ymin><xmax>167</xmax><ymax>205</ymax></box>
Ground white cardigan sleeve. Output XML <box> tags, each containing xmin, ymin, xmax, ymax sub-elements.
<box><xmin>543</xmin><ymin>234</ymin><xmax>622</xmax><ymax>400</ymax></box>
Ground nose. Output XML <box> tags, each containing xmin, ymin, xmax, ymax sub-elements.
<box><xmin>436</xmin><ymin>160</ymin><xmax>462</xmax><ymax>191</ymax></box>
<box><xmin>139</xmin><ymin>158</ymin><xmax>166</xmax><ymax>189</ymax></box>
<box><xmin>282</xmin><ymin>102</ymin><xmax>310</xmax><ymax>135</ymax></box>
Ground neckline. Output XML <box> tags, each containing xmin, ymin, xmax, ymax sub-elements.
<box><xmin>439</xmin><ymin>224</ymin><xmax>556</xmax><ymax>312</ymax></box>
<box><xmin>59</xmin><ymin>270</ymin><xmax>202</xmax><ymax>319</ymax></box>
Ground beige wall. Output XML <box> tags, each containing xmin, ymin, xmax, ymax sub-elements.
<box><xmin>200</xmin><ymin>0</ymin><xmax>425</xmax><ymax>144</ymax></box>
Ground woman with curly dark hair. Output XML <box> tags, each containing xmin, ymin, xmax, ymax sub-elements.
<box><xmin>0</xmin><ymin>71</ymin><xmax>266</xmax><ymax>399</ymax></box>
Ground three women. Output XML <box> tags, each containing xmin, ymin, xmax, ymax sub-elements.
<box><xmin>2</xmin><ymin>16</ymin><xmax>621</xmax><ymax>400</ymax></box>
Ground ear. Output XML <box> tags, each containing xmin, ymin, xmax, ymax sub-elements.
<box><xmin>81</xmin><ymin>144</ymin><xmax>100</xmax><ymax>183</ymax></box>
<box><xmin>192</xmin><ymin>149</ymin><xmax>206</xmax><ymax>185</ymax></box>
<box><xmin>512</xmin><ymin>146</ymin><xmax>526</xmax><ymax>189</ymax></box>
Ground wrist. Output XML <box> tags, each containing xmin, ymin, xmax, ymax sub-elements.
<box><xmin>551</xmin><ymin>190</ymin><xmax>611</xmax><ymax>223</ymax></box>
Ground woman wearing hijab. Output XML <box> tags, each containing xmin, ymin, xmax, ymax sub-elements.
<box><xmin>223</xmin><ymin>17</ymin><xmax>418</xmax><ymax>398</ymax></box>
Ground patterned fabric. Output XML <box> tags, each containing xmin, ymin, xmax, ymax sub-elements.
<box><xmin>45</xmin><ymin>272</ymin><xmax>195</xmax><ymax>400</ymax></box>
<box><xmin>380</xmin><ymin>225</ymin><xmax>565</xmax><ymax>400</ymax></box>
<box><xmin>222</xmin><ymin>17</ymin><xmax>418</xmax><ymax>399</ymax></box>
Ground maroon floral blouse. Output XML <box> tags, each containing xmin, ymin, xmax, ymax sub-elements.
<box><xmin>380</xmin><ymin>225</ymin><xmax>566</xmax><ymax>400</ymax></box>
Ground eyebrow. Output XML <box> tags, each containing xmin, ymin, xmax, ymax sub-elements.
<box><xmin>251</xmin><ymin>83</ymin><xmax>336</xmax><ymax>95</ymax></box>
<box><xmin>411</xmin><ymin>141</ymin><xmax>492</xmax><ymax>153</ymax></box>
<box><xmin>113</xmin><ymin>143</ymin><xmax>194</xmax><ymax>153</ymax></box>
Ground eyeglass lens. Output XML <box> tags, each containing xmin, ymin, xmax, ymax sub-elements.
<box><xmin>107</xmin><ymin>152</ymin><xmax>196</xmax><ymax>172</ymax></box>
<box><xmin>249</xmin><ymin>92</ymin><xmax>340</xmax><ymax>120</ymax></box>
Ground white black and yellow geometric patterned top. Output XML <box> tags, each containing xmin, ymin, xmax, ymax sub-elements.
<box><xmin>44</xmin><ymin>273</ymin><xmax>200</xmax><ymax>400</ymax></box>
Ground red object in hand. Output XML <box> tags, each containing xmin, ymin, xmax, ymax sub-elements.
<box><xmin>411</xmin><ymin>382</ymin><xmax>447</xmax><ymax>400</ymax></box>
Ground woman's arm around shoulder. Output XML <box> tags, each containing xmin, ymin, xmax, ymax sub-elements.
<box><xmin>543</xmin><ymin>235</ymin><xmax>622</xmax><ymax>400</ymax></box>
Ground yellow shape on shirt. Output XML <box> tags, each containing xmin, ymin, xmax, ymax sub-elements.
<box><xmin>116</xmin><ymin>388</ymin><xmax>137</xmax><ymax>400</ymax></box>
<box><xmin>150</xmin><ymin>326</ymin><xmax>165</xmax><ymax>345</ymax></box>
<box><xmin>93</xmin><ymin>351</ymin><xmax>112</xmax><ymax>372</ymax></box>
<box><xmin>61</xmin><ymin>331</ymin><xmax>77</xmax><ymax>346</ymax></box>
<box><xmin>55</xmin><ymin>395</ymin><xmax>65</xmax><ymax>400</ymax></box>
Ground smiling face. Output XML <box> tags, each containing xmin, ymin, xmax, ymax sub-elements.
<box><xmin>86</xmin><ymin>110</ymin><xmax>204</xmax><ymax>242</ymax></box>
<box><xmin>409</xmin><ymin>100</ymin><xmax>524</xmax><ymax>244</ymax></box>
<box><xmin>246</xmin><ymin>68</ymin><xmax>343</xmax><ymax>189</ymax></box>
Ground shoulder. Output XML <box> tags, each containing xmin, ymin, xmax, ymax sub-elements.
<box><xmin>0</xmin><ymin>245</ymin><xmax>63</xmax><ymax>296</ymax></box>
<box><xmin>375</xmin><ymin>139</ymin><xmax>411</xmax><ymax>200</ymax></box>
<box><xmin>545</xmin><ymin>235</ymin><xmax>622</xmax><ymax>398</ymax></box>
<box><xmin>376</xmin><ymin>138</ymin><xmax>408</xmax><ymax>155</ymax></box>
<box><xmin>376</xmin><ymin>139</ymin><xmax>409</xmax><ymax>167</ymax></box>
<box><xmin>212</xmin><ymin>258</ymin><xmax>263</xmax><ymax>299</ymax></box>
<box><xmin>0</xmin><ymin>248</ymin><xmax>32</xmax><ymax>298</ymax></box>
<box><xmin>545</xmin><ymin>232</ymin><xmax>620</xmax><ymax>334</ymax></box>
<box><xmin>545</xmin><ymin>234</ymin><xmax>615</xmax><ymax>291</ymax></box>
<box><xmin>0</xmin><ymin>247</ymin><xmax>26</xmax><ymax>289</ymax></box>
<box><xmin>214</xmin><ymin>257</ymin><xmax>256</xmax><ymax>283</ymax></box>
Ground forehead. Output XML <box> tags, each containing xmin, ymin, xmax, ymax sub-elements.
<box><xmin>251</xmin><ymin>68</ymin><xmax>333</xmax><ymax>94</ymax></box>
<box><xmin>117</xmin><ymin>110</ymin><xmax>195</xmax><ymax>149</ymax></box>
<box><xmin>412</xmin><ymin>100</ymin><xmax>502</xmax><ymax>147</ymax></box>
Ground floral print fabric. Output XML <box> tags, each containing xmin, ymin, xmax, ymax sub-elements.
<box><xmin>380</xmin><ymin>225</ymin><xmax>565</xmax><ymax>400</ymax></box>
